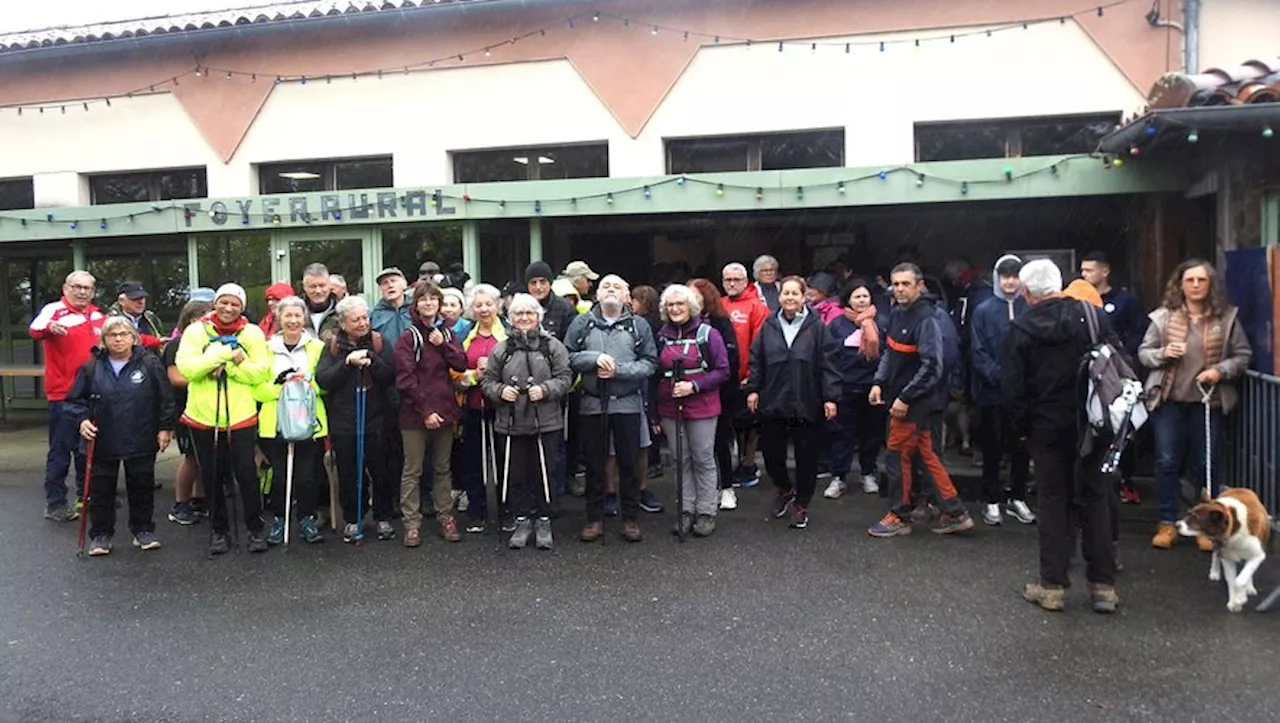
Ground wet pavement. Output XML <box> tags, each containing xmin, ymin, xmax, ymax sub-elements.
<box><xmin>1</xmin><ymin>437</ymin><xmax>1277</xmax><ymax>722</ymax></box>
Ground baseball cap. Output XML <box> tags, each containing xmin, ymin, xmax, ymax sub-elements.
<box><xmin>376</xmin><ymin>267</ymin><xmax>405</xmax><ymax>284</ymax></box>
<box><xmin>562</xmin><ymin>260</ymin><xmax>599</xmax><ymax>280</ymax></box>
<box><xmin>190</xmin><ymin>287</ymin><xmax>216</xmax><ymax>303</ymax></box>
<box><xmin>117</xmin><ymin>281</ymin><xmax>148</xmax><ymax>300</ymax></box>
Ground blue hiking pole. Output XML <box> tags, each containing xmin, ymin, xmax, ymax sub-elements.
<box><xmin>353</xmin><ymin>369</ymin><xmax>367</xmax><ymax>545</ymax></box>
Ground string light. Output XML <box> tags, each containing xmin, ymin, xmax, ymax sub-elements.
<box><xmin>1187</xmin><ymin>130</ymin><xmax>1199</xmax><ymax>144</ymax></box>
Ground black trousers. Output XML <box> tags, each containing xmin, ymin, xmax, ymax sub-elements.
<box><xmin>332</xmin><ymin>432</ymin><xmax>396</xmax><ymax>525</ymax></box>
<box><xmin>261</xmin><ymin>438</ymin><xmax>321</xmax><ymax>519</ymax></box>
<box><xmin>502</xmin><ymin>431</ymin><xmax>558</xmax><ymax>518</ymax></box>
<box><xmin>88</xmin><ymin>455</ymin><xmax>156</xmax><ymax>538</ymax></box>
<box><xmin>1029</xmin><ymin>424</ymin><xmax>1115</xmax><ymax>589</ymax></box>
<box><xmin>581</xmin><ymin>412</ymin><xmax>641</xmax><ymax>522</ymax></box>
<box><xmin>760</xmin><ymin>418</ymin><xmax>822</xmax><ymax>508</ymax></box>
<box><xmin>191</xmin><ymin>427</ymin><xmax>265</xmax><ymax>535</ymax></box>
<box><xmin>979</xmin><ymin>404</ymin><xmax>1030</xmax><ymax>504</ymax></box>
<box><xmin>715</xmin><ymin>412</ymin><xmax>735</xmax><ymax>490</ymax></box>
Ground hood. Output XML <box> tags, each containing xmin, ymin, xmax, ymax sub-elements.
<box><xmin>306</xmin><ymin>294</ymin><xmax>337</xmax><ymax>314</ymax></box>
<box><xmin>373</xmin><ymin>296</ymin><xmax>406</xmax><ymax>313</ymax></box>
<box><xmin>1063</xmin><ymin>279</ymin><xmax>1103</xmax><ymax>308</ymax></box>
<box><xmin>267</xmin><ymin>329</ymin><xmax>317</xmax><ymax>354</ymax></box>
<box><xmin>1010</xmin><ymin>296</ymin><xmax>1090</xmax><ymax>346</ymax></box>
<box><xmin>728</xmin><ymin>282</ymin><xmax>762</xmax><ymax>304</ymax></box>
<box><xmin>991</xmin><ymin>254</ymin><xmax>1024</xmax><ymax>302</ymax></box>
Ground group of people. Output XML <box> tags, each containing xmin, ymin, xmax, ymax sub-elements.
<box><xmin>30</xmin><ymin>248</ymin><xmax>1254</xmax><ymax>612</ymax></box>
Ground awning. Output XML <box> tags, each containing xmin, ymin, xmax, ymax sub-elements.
<box><xmin>1097</xmin><ymin>104</ymin><xmax>1280</xmax><ymax>154</ymax></box>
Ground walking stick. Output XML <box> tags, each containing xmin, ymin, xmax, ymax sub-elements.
<box><xmin>207</xmin><ymin>371</ymin><xmax>223</xmax><ymax>559</ymax></box>
<box><xmin>353</xmin><ymin>368</ymin><xmax>368</xmax><ymax>545</ymax></box>
<box><xmin>600</xmin><ymin>378</ymin><xmax>610</xmax><ymax>546</ymax></box>
<box><xmin>497</xmin><ymin>375</ymin><xmax>517</xmax><ymax>550</ymax></box>
<box><xmin>220</xmin><ymin>374</ymin><xmax>242</xmax><ymax>551</ymax></box>
<box><xmin>284</xmin><ymin>441</ymin><xmax>295</xmax><ymax>549</ymax></box>
<box><xmin>528</xmin><ymin>376</ymin><xmax>552</xmax><ymax>517</ymax></box>
<box><xmin>75</xmin><ymin>394</ymin><xmax>100</xmax><ymax>557</ymax></box>
<box><xmin>326</xmin><ymin>444</ymin><xmax>339</xmax><ymax>531</ymax></box>
<box><xmin>672</xmin><ymin>360</ymin><xmax>687</xmax><ymax>543</ymax></box>
<box><xmin>480</xmin><ymin>398</ymin><xmax>491</xmax><ymax>534</ymax></box>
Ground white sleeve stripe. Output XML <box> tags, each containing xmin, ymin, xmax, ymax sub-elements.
<box><xmin>29</xmin><ymin>302</ymin><xmax>61</xmax><ymax>332</ymax></box>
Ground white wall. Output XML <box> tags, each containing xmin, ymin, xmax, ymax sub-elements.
<box><xmin>1200</xmin><ymin>0</ymin><xmax>1280</xmax><ymax>70</ymax></box>
<box><xmin>0</xmin><ymin>20</ymin><xmax>1145</xmax><ymax>207</ymax></box>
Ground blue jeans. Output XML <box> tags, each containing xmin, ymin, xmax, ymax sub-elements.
<box><xmin>45</xmin><ymin>401</ymin><xmax>86</xmax><ymax>509</ymax></box>
<box><xmin>1152</xmin><ymin>401</ymin><xmax>1222</xmax><ymax>523</ymax></box>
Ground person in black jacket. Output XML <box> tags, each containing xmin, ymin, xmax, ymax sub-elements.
<box><xmin>823</xmin><ymin>278</ymin><xmax>886</xmax><ymax>499</ymax></box>
<box><xmin>316</xmin><ymin>296</ymin><xmax>399</xmax><ymax>543</ymax></box>
<box><xmin>688</xmin><ymin>279</ymin><xmax>742</xmax><ymax>511</ymax></box>
<box><xmin>66</xmin><ymin>316</ymin><xmax>175</xmax><ymax>556</ymax></box>
<box><xmin>524</xmin><ymin>261</ymin><xmax>577</xmax><ymax>342</ymax></box>
<box><xmin>868</xmin><ymin>263</ymin><xmax>975</xmax><ymax>538</ymax></box>
<box><xmin>745</xmin><ymin>276</ymin><xmax>840</xmax><ymax>530</ymax></box>
<box><xmin>1003</xmin><ymin>259</ymin><xmax>1119</xmax><ymax>614</ymax></box>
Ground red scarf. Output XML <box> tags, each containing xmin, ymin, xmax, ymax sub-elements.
<box><xmin>842</xmin><ymin>304</ymin><xmax>880</xmax><ymax>360</ymax></box>
<box><xmin>202</xmin><ymin>311</ymin><xmax>248</xmax><ymax>337</ymax></box>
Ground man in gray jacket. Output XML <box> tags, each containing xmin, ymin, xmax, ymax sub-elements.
<box><xmin>564</xmin><ymin>274</ymin><xmax>658</xmax><ymax>542</ymax></box>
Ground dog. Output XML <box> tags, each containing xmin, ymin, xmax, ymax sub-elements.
<box><xmin>1176</xmin><ymin>488</ymin><xmax>1270</xmax><ymax>612</ymax></box>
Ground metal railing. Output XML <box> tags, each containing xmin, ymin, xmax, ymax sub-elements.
<box><xmin>1224</xmin><ymin>370</ymin><xmax>1280</xmax><ymax>518</ymax></box>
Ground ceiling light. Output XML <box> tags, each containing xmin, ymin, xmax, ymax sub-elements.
<box><xmin>537</xmin><ymin>156</ymin><xmax>555</xmax><ymax>164</ymax></box>
<box><xmin>512</xmin><ymin>156</ymin><xmax>529</xmax><ymax>165</ymax></box>
<box><xmin>278</xmin><ymin>171</ymin><xmax>322</xmax><ymax>180</ymax></box>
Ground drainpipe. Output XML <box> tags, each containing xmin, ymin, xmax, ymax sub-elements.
<box><xmin>1184</xmin><ymin>0</ymin><xmax>1200</xmax><ymax>74</ymax></box>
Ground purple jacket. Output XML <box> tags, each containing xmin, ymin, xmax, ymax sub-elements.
<box><xmin>394</xmin><ymin>308</ymin><xmax>468</xmax><ymax>430</ymax></box>
<box><xmin>655</xmin><ymin>316</ymin><xmax>730</xmax><ymax>421</ymax></box>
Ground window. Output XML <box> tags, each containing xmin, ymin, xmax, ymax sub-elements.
<box><xmin>914</xmin><ymin>113</ymin><xmax>1121</xmax><ymax>162</ymax></box>
<box><xmin>667</xmin><ymin>130</ymin><xmax>845</xmax><ymax>174</ymax></box>
<box><xmin>453</xmin><ymin>144</ymin><xmax>609</xmax><ymax>183</ymax></box>
<box><xmin>85</xmin><ymin>236</ymin><xmax>189</xmax><ymax>324</ymax></box>
<box><xmin>196</xmin><ymin>235</ymin><xmax>272</xmax><ymax>319</ymax></box>
<box><xmin>258</xmin><ymin>157</ymin><xmax>394</xmax><ymax>194</ymax></box>
<box><xmin>90</xmin><ymin>168</ymin><xmax>207</xmax><ymax>205</ymax></box>
<box><xmin>381</xmin><ymin>226</ymin><xmax>464</xmax><ymax>285</ymax></box>
<box><xmin>0</xmin><ymin>178</ymin><xmax>34</xmax><ymax>210</ymax></box>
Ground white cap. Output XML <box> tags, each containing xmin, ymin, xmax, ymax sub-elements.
<box><xmin>214</xmin><ymin>283</ymin><xmax>247</xmax><ymax>306</ymax></box>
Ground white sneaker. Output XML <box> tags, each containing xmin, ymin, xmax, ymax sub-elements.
<box><xmin>719</xmin><ymin>488</ymin><xmax>738</xmax><ymax>510</ymax></box>
<box><xmin>982</xmin><ymin>503</ymin><xmax>1002</xmax><ymax>526</ymax></box>
<box><xmin>456</xmin><ymin>491</ymin><xmax>470</xmax><ymax>513</ymax></box>
<box><xmin>1006</xmin><ymin>499</ymin><xmax>1037</xmax><ymax>524</ymax></box>
<box><xmin>860</xmin><ymin>475</ymin><xmax>880</xmax><ymax>495</ymax></box>
<box><xmin>823</xmin><ymin>479</ymin><xmax>847</xmax><ymax>499</ymax></box>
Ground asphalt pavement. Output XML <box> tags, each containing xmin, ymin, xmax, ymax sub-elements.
<box><xmin>1</xmin><ymin>439</ymin><xmax>1278</xmax><ymax>723</ymax></box>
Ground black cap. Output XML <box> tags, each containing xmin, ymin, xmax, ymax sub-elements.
<box><xmin>525</xmin><ymin>261</ymin><xmax>554</xmax><ymax>283</ymax></box>
<box><xmin>117</xmin><ymin>281</ymin><xmax>148</xmax><ymax>300</ymax></box>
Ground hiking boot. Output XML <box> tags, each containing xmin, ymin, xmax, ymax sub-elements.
<box><xmin>465</xmin><ymin>519</ymin><xmax>486</xmax><ymax>534</ymax></box>
<box><xmin>673</xmin><ymin>512</ymin><xmax>694</xmax><ymax>537</ymax></box>
<box><xmin>982</xmin><ymin>503</ymin><xmax>1002</xmax><ymax>526</ymax></box>
<box><xmin>692</xmin><ymin>514</ymin><xmax>716</xmax><ymax>537</ymax></box>
<box><xmin>342</xmin><ymin>523</ymin><xmax>361</xmax><ymax>544</ymax></box>
<box><xmin>931</xmin><ymin>512</ymin><xmax>975</xmax><ymax>535</ymax></box>
<box><xmin>823</xmin><ymin>478</ymin><xmax>847</xmax><ymax>499</ymax></box>
<box><xmin>440</xmin><ymin>516</ymin><xmax>461</xmax><ymax>543</ymax></box>
<box><xmin>1023</xmin><ymin>582</ymin><xmax>1065</xmax><ymax>612</ymax></box>
<box><xmin>1089</xmin><ymin>584</ymin><xmax>1120</xmax><ymax>614</ymax></box>
<box><xmin>44</xmin><ymin>505</ymin><xmax>78</xmax><ymax>523</ymax></box>
<box><xmin>209</xmin><ymin>533</ymin><xmax>230</xmax><ymax>556</ymax></box>
<box><xmin>534</xmin><ymin>517</ymin><xmax>553</xmax><ymax>550</ymax></box>
<box><xmin>789</xmin><ymin>505</ymin><xmax>809</xmax><ymax>529</ymax></box>
<box><xmin>719</xmin><ymin>488</ymin><xmax>738</xmax><ymax>510</ymax></box>
<box><xmin>1006</xmin><ymin>500</ymin><xmax>1037</xmax><ymax>525</ymax></box>
<box><xmin>131</xmin><ymin>531</ymin><xmax>161</xmax><ymax>551</ymax></box>
<box><xmin>639</xmin><ymin>490</ymin><xmax>664</xmax><ymax>514</ymax></box>
<box><xmin>868</xmin><ymin>512</ymin><xmax>911</xmax><ymax>538</ymax></box>
<box><xmin>299</xmin><ymin>515</ymin><xmax>323</xmax><ymax>544</ymax></box>
<box><xmin>247</xmin><ymin>533</ymin><xmax>269</xmax><ymax>554</ymax></box>
<box><xmin>580</xmin><ymin>521</ymin><xmax>604</xmax><ymax>542</ymax></box>
<box><xmin>508</xmin><ymin>517</ymin><xmax>533</xmax><ymax>549</ymax></box>
<box><xmin>168</xmin><ymin>501</ymin><xmax>198</xmax><ymax>526</ymax></box>
<box><xmin>403</xmin><ymin>526</ymin><xmax>421</xmax><ymax>548</ymax></box>
<box><xmin>860</xmin><ymin>475</ymin><xmax>880</xmax><ymax>495</ymax></box>
<box><xmin>736</xmin><ymin>465</ymin><xmax>761</xmax><ymax>488</ymax></box>
<box><xmin>88</xmin><ymin>535</ymin><xmax>112</xmax><ymax>556</ymax></box>
<box><xmin>266</xmin><ymin>516</ymin><xmax>285</xmax><ymax>545</ymax></box>
<box><xmin>771</xmin><ymin>491</ymin><xmax>795</xmax><ymax>519</ymax></box>
<box><xmin>376</xmin><ymin>521</ymin><xmax>396</xmax><ymax>541</ymax></box>
<box><xmin>604</xmin><ymin>494</ymin><xmax>620</xmax><ymax>517</ymax></box>
<box><xmin>1119</xmin><ymin>480</ymin><xmax>1141</xmax><ymax>505</ymax></box>
<box><xmin>1151</xmin><ymin>522</ymin><xmax>1177</xmax><ymax>549</ymax></box>
<box><xmin>621</xmin><ymin>520</ymin><xmax>643</xmax><ymax>542</ymax></box>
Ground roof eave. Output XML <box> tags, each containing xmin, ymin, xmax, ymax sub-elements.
<box><xmin>1097</xmin><ymin>104</ymin><xmax>1280</xmax><ymax>154</ymax></box>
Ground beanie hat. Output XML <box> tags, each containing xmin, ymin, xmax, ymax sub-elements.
<box><xmin>807</xmin><ymin>272</ymin><xmax>836</xmax><ymax>297</ymax></box>
<box><xmin>442</xmin><ymin>287</ymin><xmax>466</xmax><ymax>308</ymax></box>
<box><xmin>265</xmin><ymin>282</ymin><xmax>295</xmax><ymax>301</ymax></box>
<box><xmin>525</xmin><ymin>261</ymin><xmax>554</xmax><ymax>284</ymax></box>
<box><xmin>214</xmin><ymin>283</ymin><xmax>247</xmax><ymax>307</ymax></box>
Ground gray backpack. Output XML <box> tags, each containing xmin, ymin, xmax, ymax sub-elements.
<box><xmin>277</xmin><ymin>378</ymin><xmax>319</xmax><ymax>442</ymax></box>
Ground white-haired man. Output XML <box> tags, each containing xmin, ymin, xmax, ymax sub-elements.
<box><xmin>1003</xmin><ymin>259</ymin><xmax>1118</xmax><ymax>614</ymax></box>
<box><xmin>301</xmin><ymin>263</ymin><xmax>340</xmax><ymax>342</ymax></box>
<box><xmin>752</xmin><ymin>254</ymin><xmax>781</xmax><ymax>313</ymax></box>
<box><xmin>720</xmin><ymin>261</ymin><xmax>769</xmax><ymax>500</ymax></box>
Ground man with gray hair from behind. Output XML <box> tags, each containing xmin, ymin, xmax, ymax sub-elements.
<box><xmin>1003</xmin><ymin>259</ymin><xmax>1119</xmax><ymax>614</ymax></box>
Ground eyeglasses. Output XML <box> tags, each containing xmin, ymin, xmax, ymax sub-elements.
<box><xmin>67</xmin><ymin>284</ymin><xmax>95</xmax><ymax>293</ymax></box>
<box><xmin>104</xmin><ymin>331</ymin><xmax>133</xmax><ymax>339</ymax></box>
<box><xmin>512</xmin><ymin>311</ymin><xmax>538</xmax><ymax>317</ymax></box>
<box><xmin>722</xmin><ymin>276</ymin><xmax>747</xmax><ymax>283</ymax></box>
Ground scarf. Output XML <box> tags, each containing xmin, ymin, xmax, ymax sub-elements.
<box><xmin>1159</xmin><ymin>306</ymin><xmax>1225</xmax><ymax>401</ymax></box>
<box><xmin>203</xmin><ymin>311</ymin><xmax>247</xmax><ymax>339</ymax></box>
<box><xmin>842</xmin><ymin>305</ymin><xmax>880</xmax><ymax>360</ymax></box>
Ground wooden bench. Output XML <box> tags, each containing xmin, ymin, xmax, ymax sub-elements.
<box><xmin>0</xmin><ymin>365</ymin><xmax>45</xmax><ymax>422</ymax></box>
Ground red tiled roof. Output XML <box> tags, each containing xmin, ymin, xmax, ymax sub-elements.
<box><xmin>0</xmin><ymin>0</ymin><xmax>480</xmax><ymax>54</ymax></box>
<box><xmin>1148</xmin><ymin>58</ymin><xmax>1280</xmax><ymax>109</ymax></box>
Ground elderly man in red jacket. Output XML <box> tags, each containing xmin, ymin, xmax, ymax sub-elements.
<box><xmin>30</xmin><ymin>270</ymin><xmax>106</xmax><ymax>521</ymax></box>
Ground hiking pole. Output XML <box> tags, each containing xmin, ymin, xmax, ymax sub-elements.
<box><xmin>480</xmin><ymin>398</ymin><xmax>493</xmax><ymax>536</ymax></box>
<box><xmin>75</xmin><ymin>394</ymin><xmax>100</xmax><ymax>557</ymax></box>
<box><xmin>600</xmin><ymin>378</ymin><xmax>610</xmax><ymax>547</ymax></box>
<box><xmin>353</xmin><ymin>368</ymin><xmax>368</xmax><ymax>545</ymax></box>
<box><xmin>672</xmin><ymin>360</ymin><xmax>686</xmax><ymax>543</ymax></box>
<box><xmin>283</xmin><ymin>441</ymin><xmax>295</xmax><ymax>549</ymax></box>
<box><xmin>207</xmin><ymin>370</ymin><xmax>223</xmax><ymax>559</ymax></box>
<box><xmin>497</xmin><ymin>375</ymin><xmax>518</xmax><ymax>551</ymax></box>
<box><xmin>220</xmin><ymin>374</ymin><xmax>242</xmax><ymax>552</ymax></box>
<box><xmin>529</xmin><ymin>376</ymin><xmax>552</xmax><ymax>521</ymax></box>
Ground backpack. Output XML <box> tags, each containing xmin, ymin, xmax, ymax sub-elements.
<box><xmin>574</xmin><ymin>314</ymin><xmax>643</xmax><ymax>354</ymax></box>
<box><xmin>402</xmin><ymin>325</ymin><xmax>454</xmax><ymax>364</ymax></box>
<box><xmin>661</xmin><ymin>323</ymin><xmax>713</xmax><ymax>377</ymax></box>
<box><xmin>277</xmin><ymin>377</ymin><xmax>320</xmax><ymax>442</ymax></box>
<box><xmin>1079</xmin><ymin>301</ymin><xmax>1147</xmax><ymax>465</ymax></box>
<box><xmin>498</xmin><ymin>333</ymin><xmax>552</xmax><ymax>370</ymax></box>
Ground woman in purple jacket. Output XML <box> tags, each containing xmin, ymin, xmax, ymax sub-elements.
<box><xmin>655</xmin><ymin>284</ymin><xmax>731</xmax><ymax>537</ymax></box>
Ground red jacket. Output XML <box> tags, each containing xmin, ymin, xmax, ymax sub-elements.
<box><xmin>29</xmin><ymin>298</ymin><xmax>105</xmax><ymax>401</ymax></box>
<box><xmin>722</xmin><ymin>284</ymin><xmax>768</xmax><ymax>382</ymax></box>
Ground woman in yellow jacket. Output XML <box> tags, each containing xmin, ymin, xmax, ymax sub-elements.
<box><xmin>176</xmin><ymin>284</ymin><xmax>272</xmax><ymax>555</ymax></box>
<box><xmin>252</xmin><ymin>296</ymin><xmax>329</xmax><ymax>545</ymax></box>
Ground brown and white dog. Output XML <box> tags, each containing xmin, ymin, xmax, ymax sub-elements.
<box><xmin>1176</xmin><ymin>488</ymin><xmax>1270</xmax><ymax>612</ymax></box>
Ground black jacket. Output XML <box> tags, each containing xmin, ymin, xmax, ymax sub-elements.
<box><xmin>1002</xmin><ymin>296</ymin><xmax>1115</xmax><ymax>436</ymax></box>
<box><xmin>65</xmin><ymin>346</ymin><xmax>175</xmax><ymax>460</ymax></box>
<box><xmin>745</xmin><ymin>310</ymin><xmax>840</xmax><ymax>423</ymax></box>
<box><xmin>539</xmin><ymin>293</ymin><xmax>578</xmax><ymax>342</ymax></box>
<box><xmin>875</xmin><ymin>297</ymin><xmax>949</xmax><ymax>421</ymax></box>
<box><xmin>708</xmin><ymin>315</ymin><xmax>741</xmax><ymax>412</ymax></box>
<box><xmin>316</xmin><ymin>330</ymin><xmax>397</xmax><ymax>436</ymax></box>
